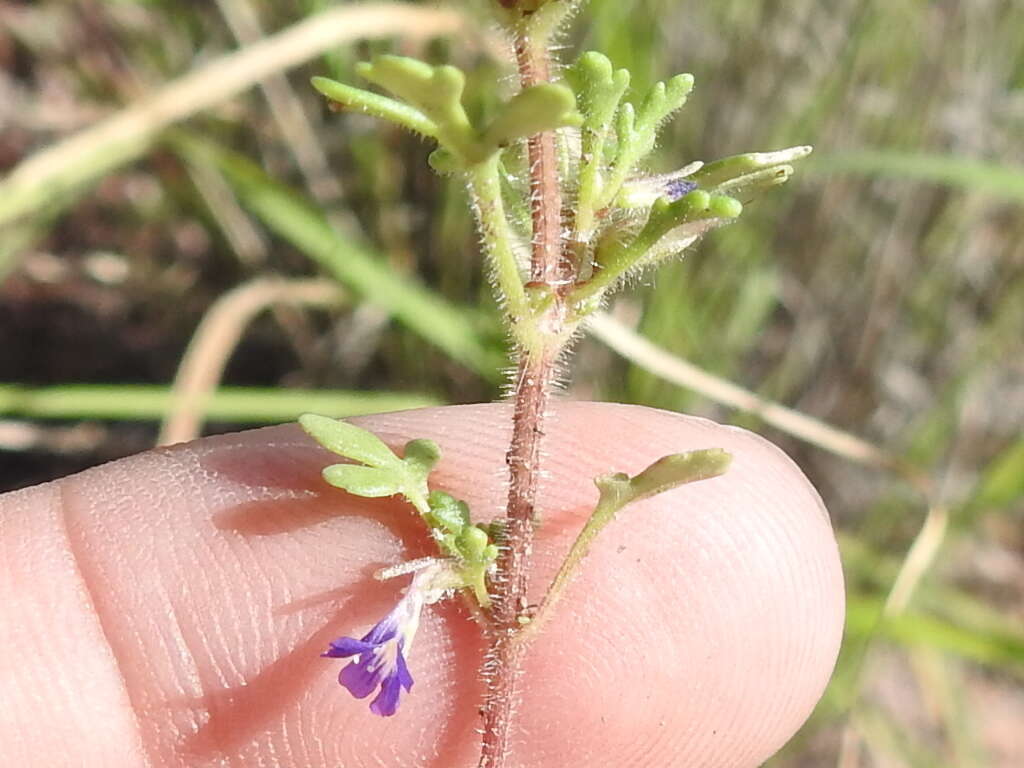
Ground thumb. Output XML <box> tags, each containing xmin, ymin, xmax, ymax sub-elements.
<box><xmin>0</xmin><ymin>402</ymin><xmax>843</xmax><ymax>767</ymax></box>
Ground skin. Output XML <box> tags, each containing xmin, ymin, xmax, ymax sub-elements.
<box><xmin>0</xmin><ymin>402</ymin><xmax>845</xmax><ymax>767</ymax></box>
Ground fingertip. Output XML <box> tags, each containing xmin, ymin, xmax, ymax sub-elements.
<box><xmin>1</xmin><ymin>403</ymin><xmax>843</xmax><ymax>768</ymax></box>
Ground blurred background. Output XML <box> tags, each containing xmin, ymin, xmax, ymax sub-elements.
<box><xmin>1</xmin><ymin>0</ymin><xmax>1022</xmax><ymax>765</ymax></box>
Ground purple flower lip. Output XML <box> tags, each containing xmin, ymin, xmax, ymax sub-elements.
<box><xmin>323</xmin><ymin>626</ymin><xmax>414</xmax><ymax>716</ymax></box>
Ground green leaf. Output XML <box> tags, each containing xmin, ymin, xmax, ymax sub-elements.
<box><xmin>638</xmin><ymin>74</ymin><xmax>695</xmax><ymax>137</ymax></box>
<box><xmin>311</xmin><ymin>76</ymin><xmax>437</xmax><ymax>138</ymax></box>
<box><xmin>426</xmin><ymin>490</ymin><xmax>471</xmax><ymax>534</ymax></box>
<box><xmin>456</xmin><ymin>524</ymin><xmax>491</xmax><ymax>562</ymax></box>
<box><xmin>636</xmin><ymin>189</ymin><xmax>744</xmax><ymax>250</ymax></box>
<box><xmin>571</xmin><ymin>189</ymin><xmax>741</xmax><ymax>310</ymax></box>
<box><xmin>421</xmin><ymin>489</ymin><xmax>495</xmax><ymax>606</ymax></box>
<box><xmin>356</xmin><ymin>55</ymin><xmax>483</xmax><ymax>163</ymax></box>
<box><xmin>598</xmin><ymin>448</ymin><xmax>734</xmax><ymax>509</ymax></box>
<box><xmin>600</xmin><ymin>73</ymin><xmax>694</xmax><ymax>210</ymax></box>
<box><xmin>609</xmin><ymin>101</ymin><xmax>636</xmax><ymax>192</ymax></box>
<box><xmin>357</xmin><ymin>56</ymin><xmax>465</xmax><ymax>123</ymax></box>
<box><xmin>530</xmin><ymin>449</ymin><xmax>732</xmax><ymax>635</ymax></box>
<box><xmin>402</xmin><ymin>439</ymin><xmax>442</xmax><ymax>480</ymax></box>
<box><xmin>565</xmin><ymin>51</ymin><xmax>631</xmax><ymax>236</ymax></box>
<box><xmin>299</xmin><ymin>414</ymin><xmax>446</xmax><ymax>514</ymax></box>
<box><xmin>322</xmin><ymin>464</ymin><xmax>404</xmax><ymax>497</ymax></box>
<box><xmin>691</xmin><ymin>146</ymin><xmax>812</xmax><ymax>191</ymax></box>
<box><xmin>299</xmin><ymin>413</ymin><xmax>400</xmax><ymax>468</ymax></box>
<box><xmin>482</xmin><ymin>83</ymin><xmax>582</xmax><ymax>148</ymax></box>
<box><xmin>566</xmin><ymin>52</ymin><xmax>631</xmax><ymax>134</ymax></box>
<box><xmin>594</xmin><ymin>448</ymin><xmax>731</xmax><ymax>527</ymax></box>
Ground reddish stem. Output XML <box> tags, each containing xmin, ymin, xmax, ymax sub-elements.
<box><xmin>516</xmin><ymin>30</ymin><xmax>570</xmax><ymax>287</ymax></box>
<box><xmin>478</xmin><ymin>25</ymin><xmax>570</xmax><ymax>768</ymax></box>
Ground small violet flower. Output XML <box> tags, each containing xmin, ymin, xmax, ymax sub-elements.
<box><xmin>664</xmin><ymin>177</ymin><xmax>698</xmax><ymax>201</ymax></box>
<box><xmin>323</xmin><ymin>560</ymin><xmax>461</xmax><ymax>716</ymax></box>
<box><xmin>617</xmin><ymin>161</ymin><xmax>703</xmax><ymax>208</ymax></box>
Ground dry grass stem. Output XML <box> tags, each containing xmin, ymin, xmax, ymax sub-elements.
<box><xmin>158</xmin><ymin>278</ymin><xmax>345</xmax><ymax>446</ymax></box>
<box><xmin>587</xmin><ymin>311</ymin><xmax>903</xmax><ymax>474</ymax></box>
<box><xmin>213</xmin><ymin>0</ymin><xmax>342</xmax><ymax>204</ymax></box>
<box><xmin>0</xmin><ymin>3</ymin><xmax>465</xmax><ymax>228</ymax></box>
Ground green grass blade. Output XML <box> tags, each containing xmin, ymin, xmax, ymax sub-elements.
<box><xmin>0</xmin><ymin>384</ymin><xmax>440</xmax><ymax>423</ymax></box>
<box><xmin>171</xmin><ymin>132</ymin><xmax>502</xmax><ymax>378</ymax></box>
<box><xmin>971</xmin><ymin>437</ymin><xmax>1024</xmax><ymax>509</ymax></box>
<box><xmin>811</xmin><ymin>150</ymin><xmax>1024</xmax><ymax>202</ymax></box>
<box><xmin>847</xmin><ymin>596</ymin><xmax>1024</xmax><ymax>676</ymax></box>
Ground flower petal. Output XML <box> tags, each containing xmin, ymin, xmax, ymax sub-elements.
<box><xmin>666</xmin><ymin>178</ymin><xmax>698</xmax><ymax>201</ymax></box>
<box><xmin>339</xmin><ymin>657</ymin><xmax>382</xmax><ymax>699</ymax></box>
<box><xmin>361</xmin><ymin>613</ymin><xmax>400</xmax><ymax>645</ymax></box>
<box><xmin>396</xmin><ymin>647</ymin><xmax>414</xmax><ymax>692</ymax></box>
<box><xmin>322</xmin><ymin>636</ymin><xmax>375</xmax><ymax>658</ymax></box>
<box><xmin>369</xmin><ymin>669</ymin><xmax>404</xmax><ymax>716</ymax></box>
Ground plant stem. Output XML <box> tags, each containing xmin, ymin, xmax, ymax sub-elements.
<box><xmin>515</xmin><ymin>27</ymin><xmax>567</xmax><ymax>286</ymax></box>
<box><xmin>468</xmin><ymin>156</ymin><xmax>531</xmax><ymax>332</ymax></box>
<box><xmin>478</xmin><ymin>23</ymin><xmax>569</xmax><ymax>768</ymax></box>
<box><xmin>480</xmin><ymin>347</ymin><xmax>556</xmax><ymax>767</ymax></box>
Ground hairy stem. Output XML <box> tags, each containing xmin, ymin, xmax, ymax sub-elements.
<box><xmin>469</xmin><ymin>156</ymin><xmax>531</xmax><ymax>333</ymax></box>
<box><xmin>515</xmin><ymin>29</ymin><xmax>567</xmax><ymax>286</ymax></box>
<box><xmin>480</xmin><ymin>348</ymin><xmax>557</xmax><ymax>767</ymax></box>
<box><xmin>479</xmin><ymin>23</ymin><xmax>568</xmax><ymax>768</ymax></box>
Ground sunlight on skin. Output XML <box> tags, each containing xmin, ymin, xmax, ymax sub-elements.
<box><xmin>0</xmin><ymin>403</ymin><xmax>844</xmax><ymax>767</ymax></box>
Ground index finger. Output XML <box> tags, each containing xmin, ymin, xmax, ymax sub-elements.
<box><xmin>0</xmin><ymin>402</ymin><xmax>844</xmax><ymax>767</ymax></box>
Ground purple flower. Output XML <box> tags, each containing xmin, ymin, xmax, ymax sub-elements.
<box><xmin>665</xmin><ymin>178</ymin><xmax>698</xmax><ymax>201</ymax></box>
<box><xmin>323</xmin><ymin>589</ymin><xmax>422</xmax><ymax>716</ymax></box>
<box><xmin>323</xmin><ymin>561</ymin><xmax>461</xmax><ymax>716</ymax></box>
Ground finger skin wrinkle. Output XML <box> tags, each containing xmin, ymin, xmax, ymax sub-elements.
<box><xmin>0</xmin><ymin>480</ymin><xmax>150</xmax><ymax>767</ymax></box>
<box><xmin>56</xmin><ymin>479</ymin><xmax>157</xmax><ymax>766</ymax></box>
<box><xmin>59</xmin><ymin>448</ymin><xmax>234</xmax><ymax>766</ymax></box>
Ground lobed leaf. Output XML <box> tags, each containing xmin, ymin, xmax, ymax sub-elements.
<box><xmin>310</xmin><ymin>76</ymin><xmax>436</xmax><ymax>138</ymax></box>
<box><xmin>566</xmin><ymin>51</ymin><xmax>631</xmax><ymax>235</ymax></box>
<box><xmin>529</xmin><ymin>448</ymin><xmax>732</xmax><ymax>636</ymax></box>
<box><xmin>691</xmin><ymin>146</ymin><xmax>812</xmax><ymax>190</ymax></box>
<box><xmin>571</xmin><ymin>189</ymin><xmax>742</xmax><ymax>311</ymax></box>
<box><xmin>482</xmin><ymin>83</ymin><xmax>582</xmax><ymax>148</ymax></box>
<box><xmin>402</xmin><ymin>439</ymin><xmax>442</xmax><ymax>480</ymax></box>
<box><xmin>356</xmin><ymin>55</ymin><xmax>482</xmax><ymax>163</ymax></box>
<box><xmin>599</xmin><ymin>448</ymin><xmax>734</xmax><ymax>510</ymax></box>
<box><xmin>600</xmin><ymin>73</ymin><xmax>694</xmax><ymax>210</ymax></box>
